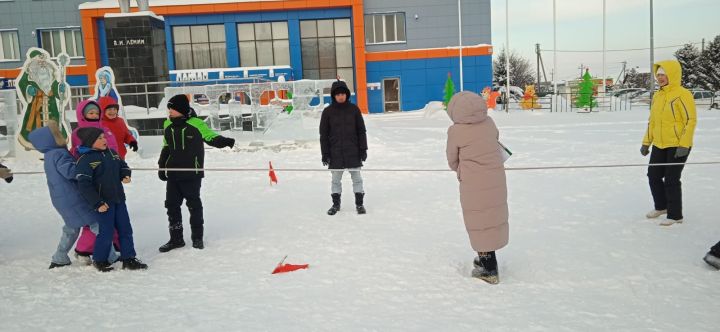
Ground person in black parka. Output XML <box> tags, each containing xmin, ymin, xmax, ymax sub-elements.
<box><xmin>319</xmin><ymin>80</ymin><xmax>368</xmax><ymax>215</ymax></box>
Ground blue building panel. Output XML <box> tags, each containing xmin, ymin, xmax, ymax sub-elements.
<box><xmin>97</xmin><ymin>19</ymin><xmax>109</xmax><ymax>67</ymax></box>
<box><xmin>67</xmin><ymin>75</ymin><xmax>89</xmax><ymax>87</ymax></box>
<box><xmin>366</xmin><ymin>55</ymin><xmax>492</xmax><ymax>113</ymax></box>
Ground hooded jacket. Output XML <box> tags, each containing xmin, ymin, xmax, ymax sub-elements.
<box><xmin>99</xmin><ymin>96</ymin><xmax>136</xmax><ymax>159</ymax></box>
<box><xmin>446</xmin><ymin>91</ymin><xmax>509</xmax><ymax>252</ymax></box>
<box><xmin>70</xmin><ymin>99</ymin><xmax>119</xmax><ymax>157</ymax></box>
<box><xmin>643</xmin><ymin>60</ymin><xmax>697</xmax><ymax>149</ymax></box>
<box><xmin>75</xmin><ymin>146</ymin><xmax>131</xmax><ymax>209</ymax></box>
<box><xmin>28</xmin><ymin>124</ymin><xmax>99</xmax><ymax>228</ymax></box>
<box><xmin>319</xmin><ymin>80</ymin><xmax>367</xmax><ymax>169</ymax></box>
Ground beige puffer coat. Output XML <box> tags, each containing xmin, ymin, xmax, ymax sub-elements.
<box><xmin>446</xmin><ymin>91</ymin><xmax>509</xmax><ymax>252</ymax></box>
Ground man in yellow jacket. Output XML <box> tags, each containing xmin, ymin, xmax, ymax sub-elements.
<box><xmin>641</xmin><ymin>60</ymin><xmax>697</xmax><ymax>226</ymax></box>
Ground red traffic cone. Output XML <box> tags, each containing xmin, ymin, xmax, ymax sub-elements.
<box><xmin>271</xmin><ymin>255</ymin><xmax>309</xmax><ymax>274</ymax></box>
<box><xmin>269</xmin><ymin>161</ymin><xmax>278</xmax><ymax>185</ymax></box>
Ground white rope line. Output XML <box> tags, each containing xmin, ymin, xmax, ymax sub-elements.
<box><xmin>9</xmin><ymin>161</ymin><xmax>720</xmax><ymax>175</ymax></box>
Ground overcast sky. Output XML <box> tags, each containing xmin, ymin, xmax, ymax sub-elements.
<box><xmin>490</xmin><ymin>0</ymin><xmax>720</xmax><ymax>82</ymax></box>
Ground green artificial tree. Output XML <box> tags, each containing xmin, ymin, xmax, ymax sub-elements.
<box><xmin>443</xmin><ymin>73</ymin><xmax>455</xmax><ymax>110</ymax></box>
<box><xmin>575</xmin><ymin>69</ymin><xmax>598</xmax><ymax>109</ymax></box>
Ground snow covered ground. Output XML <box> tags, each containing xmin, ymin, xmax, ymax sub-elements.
<box><xmin>1</xmin><ymin>106</ymin><xmax>719</xmax><ymax>331</ymax></box>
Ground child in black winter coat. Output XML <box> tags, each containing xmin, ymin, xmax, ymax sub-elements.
<box><xmin>157</xmin><ymin>94</ymin><xmax>235</xmax><ymax>252</ymax></box>
<box><xmin>75</xmin><ymin>127</ymin><xmax>147</xmax><ymax>272</ymax></box>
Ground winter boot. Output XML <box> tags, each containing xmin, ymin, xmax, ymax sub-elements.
<box><xmin>704</xmin><ymin>251</ymin><xmax>720</xmax><ymax>270</ymax></box>
<box><xmin>472</xmin><ymin>251</ymin><xmax>499</xmax><ymax>284</ymax></box>
<box><xmin>191</xmin><ymin>227</ymin><xmax>204</xmax><ymax>250</ymax></box>
<box><xmin>48</xmin><ymin>262</ymin><xmax>71</xmax><ymax>269</ymax></box>
<box><xmin>93</xmin><ymin>261</ymin><xmax>114</xmax><ymax>272</ymax></box>
<box><xmin>74</xmin><ymin>250</ymin><xmax>93</xmax><ymax>266</ymax></box>
<box><xmin>659</xmin><ymin>218</ymin><xmax>683</xmax><ymax>226</ymax></box>
<box><xmin>646</xmin><ymin>209</ymin><xmax>667</xmax><ymax>218</ymax></box>
<box><xmin>355</xmin><ymin>192</ymin><xmax>366</xmax><ymax>215</ymax></box>
<box><xmin>159</xmin><ymin>225</ymin><xmax>185</xmax><ymax>253</ymax></box>
<box><xmin>327</xmin><ymin>193</ymin><xmax>341</xmax><ymax>215</ymax></box>
<box><xmin>122</xmin><ymin>257</ymin><xmax>148</xmax><ymax>270</ymax></box>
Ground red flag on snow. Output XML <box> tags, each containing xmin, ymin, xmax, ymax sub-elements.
<box><xmin>271</xmin><ymin>255</ymin><xmax>309</xmax><ymax>274</ymax></box>
<box><xmin>269</xmin><ymin>161</ymin><xmax>278</xmax><ymax>185</ymax></box>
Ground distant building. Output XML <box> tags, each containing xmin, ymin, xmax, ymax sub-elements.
<box><xmin>1</xmin><ymin>0</ymin><xmax>494</xmax><ymax>113</ymax></box>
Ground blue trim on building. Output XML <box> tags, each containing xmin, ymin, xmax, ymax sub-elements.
<box><xmin>164</xmin><ymin>20</ymin><xmax>175</xmax><ymax>70</ymax></box>
<box><xmin>161</xmin><ymin>8</ymin><xmax>352</xmax><ymax>71</ymax></box>
<box><xmin>365</xmin><ymin>55</ymin><xmax>493</xmax><ymax>113</ymax></box>
<box><xmin>97</xmin><ymin>19</ymin><xmax>109</xmax><ymax>67</ymax></box>
<box><xmin>287</xmin><ymin>19</ymin><xmax>302</xmax><ymax>80</ymax></box>
<box><xmin>224</xmin><ymin>22</ymin><xmax>239</xmax><ymax>68</ymax></box>
<box><xmin>67</xmin><ymin>74</ymin><xmax>88</xmax><ymax>86</ymax></box>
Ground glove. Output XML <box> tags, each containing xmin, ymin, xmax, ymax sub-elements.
<box><xmin>128</xmin><ymin>141</ymin><xmax>138</xmax><ymax>152</ymax></box>
<box><xmin>158</xmin><ymin>171</ymin><xmax>168</xmax><ymax>181</ymax></box>
<box><xmin>26</xmin><ymin>85</ymin><xmax>36</xmax><ymax>96</ymax></box>
<box><xmin>322</xmin><ymin>155</ymin><xmax>330</xmax><ymax>167</ymax></box>
<box><xmin>360</xmin><ymin>150</ymin><xmax>367</xmax><ymax>162</ymax></box>
<box><xmin>213</xmin><ymin>136</ymin><xmax>235</xmax><ymax>149</ymax></box>
<box><xmin>222</xmin><ymin>137</ymin><xmax>236</xmax><ymax>149</ymax></box>
<box><xmin>674</xmin><ymin>147</ymin><xmax>690</xmax><ymax>158</ymax></box>
<box><xmin>58</xmin><ymin>83</ymin><xmax>66</xmax><ymax>94</ymax></box>
<box><xmin>640</xmin><ymin>145</ymin><xmax>650</xmax><ymax>156</ymax></box>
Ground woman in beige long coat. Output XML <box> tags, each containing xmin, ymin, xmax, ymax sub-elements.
<box><xmin>446</xmin><ymin>91</ymin><xmax>509</xmax><ymax>284</ymax></box>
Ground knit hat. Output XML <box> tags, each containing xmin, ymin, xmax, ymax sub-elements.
<box><xmin>167</xmin><ymin>94</ymin><xmax>191</xmax><ymax>117</ymax></box>
<box><xmin>76</xmin><ymin>127</ymin><xmax>104</xmax><ymax>147</ymax></box>
<box><xmin>656</xmin><ymin>67</ymin><xmax>666</xmax><ymax>76</ymax></box>
<box><xmin>82</xmin><ymin>102</ymin><xmax>101</xmax><ymax>121</ymax></box>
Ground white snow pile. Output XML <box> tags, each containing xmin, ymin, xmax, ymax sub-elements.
<box><xmin>1</xmin><ymin>107</ymin><xmax>719</xmax><ymax>331</ymax></box>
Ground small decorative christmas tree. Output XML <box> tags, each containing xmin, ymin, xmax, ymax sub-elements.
<box><xmin>575</xmin><ymin>69</ymin><xmax>598</xmax><ymax>109</ymax></box>
<box><xmin>443</xmin><ymin>73</ymin><xmax>455</xmax><ymax>110</ymax></box>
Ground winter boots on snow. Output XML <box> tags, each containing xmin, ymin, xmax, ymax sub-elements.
<box><xmin>704</xmin><ymin>251</ymin><xmax>720</xmax><ymax>270</ymax></box>
<box><xmin>93</xmin><ymin>261</ymin><xmax>114</xmax><ymax>272</ymax></box>
<box><xmin>472</xmin><ymin>251</ymin><xmax>499</xmax><ymax>284</ymax></box>
<box><xmin>48</xmin><ymin>262</ymin><xmax>71</xmax><ymax>269</ymax></box>
<box><xmin>327</xmin><ymin>193</ymin><xmax>341</xmax><ymax>215</ymax></box>
<box><xmin>121</xmin><ymin>257</ymin><xmax>148</xmax><ymax>270</ymax></box>
<box><xmin>327</xmin><ymin>193</ymin><xmax>366</xmax><ymax>215</ymax></box>
<box><xmin>355</xmin><ymin>192</ymin><xmax>366</xmax><ymax>214</ymax></box>
<box><xmin>646</xmin><ymin>209</ymin><xmax>683</xmax><ymax>226</ymax></box>
<box><xmin>159</xmin><ymin>226</ymin><xmax>185</xmax><ymax>253</ymax></box>
<box><xmin>646</xmin><ymin>209</ymin><xmax>667</xmax><ymax>218</ymax></box>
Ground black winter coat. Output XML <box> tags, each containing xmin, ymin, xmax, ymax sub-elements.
<box><xmin>319</xmin><ymin>97</ymin><xmax>367</xmax><ymax>169</ymax></box>
<box><xmin>158</xmin><ymin>116</ymin><xmax>231</xmax><ymax>181</ymax></box>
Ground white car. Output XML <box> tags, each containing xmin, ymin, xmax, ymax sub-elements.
<box><xmin>691</xmin><ymin>90</ymin><xmax>717</xmax><ymax>109</ymax></box>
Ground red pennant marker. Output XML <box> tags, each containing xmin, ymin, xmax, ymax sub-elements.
<box><xmin>271</xmin><ymin>255</ymin><xmax>309</xmax><ymax>274</ymax></box>
<box><xmin>269</xmin><ymin>161</ymin><xmax>278</xmax><ymax>185</ymax></box>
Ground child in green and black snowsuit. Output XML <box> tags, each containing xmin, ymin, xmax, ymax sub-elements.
<box><xmin>157</xmin><ymin>94</ymin><xmax>235</xmax><ymax>252</ymax></box>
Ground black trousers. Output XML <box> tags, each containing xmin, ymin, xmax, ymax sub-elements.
<box><xmin>647</xmin><ymin>146</ymin><xmax>690</xmax><ymax>220</ymax></box>
<box><xmin>165</xmin><ymin>178</ymin><xmax>204</xmax><ymax>240</ymax></box>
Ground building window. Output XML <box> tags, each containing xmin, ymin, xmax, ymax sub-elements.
<box><xmin>300</xmin><ymin>19</ymin><xmax>354</xmax><ymax>91</ymax></box>
<box><xmin>364</xmin><ymin>13</ymin><xmax>406</xmax><ymax>44</ymax></box>
<box><xmin>39</xmin><ymin>28</ymin><xmax>84</xmax><ymax>58</ymax></box>
<box><xmin>0</xmin><ymin>30</ymin><xmax>21</xmax><ymax>61</ymax></box>
<box><xmin>237</xmin><ymin>22</ymin><xmax>289</xmax><ymax>67</ymax></box>
<box><xmin>173</xmin><ymin>25</ymin><xmax>227</xmax><ymax>70</ymax></box>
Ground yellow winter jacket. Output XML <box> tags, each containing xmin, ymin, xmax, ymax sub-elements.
<box><xmin>642</xmin><ymin>60</ymin><xmax>697</xmax><ymax>148</ymax></box>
